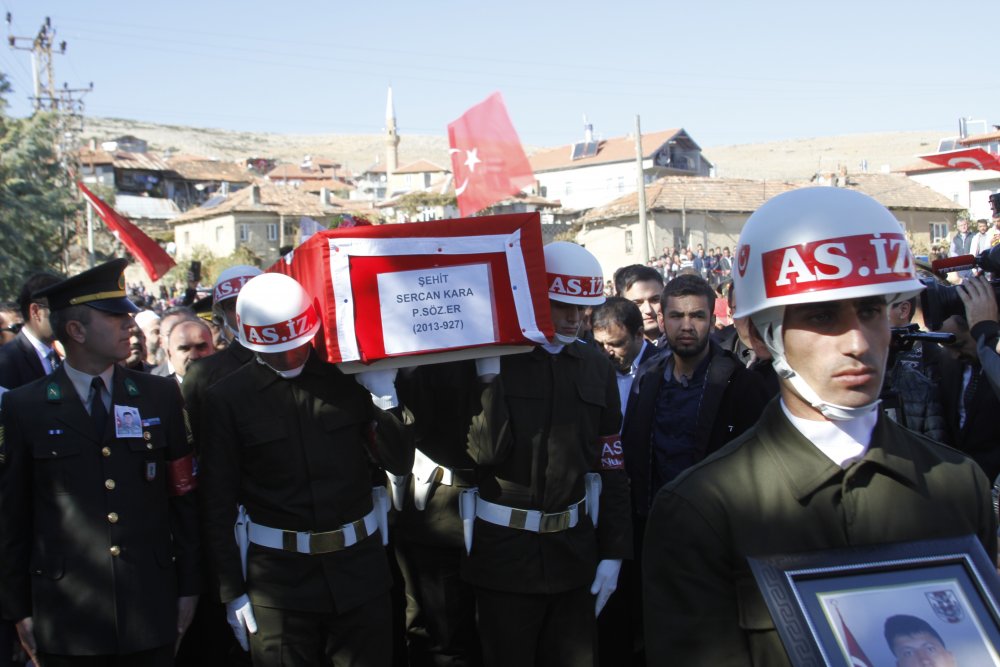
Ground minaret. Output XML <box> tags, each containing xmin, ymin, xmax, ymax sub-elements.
<box><xmin>385</xmin><ymin>86</ymin><xmax>399</xmax><ymax>177</ymax></box>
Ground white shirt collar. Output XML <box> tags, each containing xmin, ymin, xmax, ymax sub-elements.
<box><xmin>22</xmin><ymin>326</ymin><xmax>56</xmax><ymax>371</ymax></box>
<box><xmin>63</xmin><ymin>361</ymin><xmax>115</xmax><ymax>406</ymax></box>
<box><xmin>780</xmin><ymin>399</ymin><xmax>877</xmax><ymax>468</ymax></box>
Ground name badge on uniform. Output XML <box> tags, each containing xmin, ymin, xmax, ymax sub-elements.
<box><xmin>146</xmin><ymin>461</ymin><xmax>157</xmax><ymax>481</ymax></box>
<box><xmin>113</xmin><ymin>405</ymin><xmax>143</xmax><ymax>439</ymax></box>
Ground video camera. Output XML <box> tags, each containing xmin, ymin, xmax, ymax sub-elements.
<box><xmin>921</xmin><ymin>245</ymin><xmax>1000</xmax><ymax>331</ymax></box>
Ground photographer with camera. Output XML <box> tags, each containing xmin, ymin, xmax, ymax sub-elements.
<box><xmin>935</xmin><ymin>274</ymin><xmax>1000</xmax><ymax>480</ymax></box>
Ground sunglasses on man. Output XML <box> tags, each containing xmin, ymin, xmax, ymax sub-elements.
<box><xmin>0</xmin><ymin>322</ymin><xmax>23</xmax><ymax>335</ymax></box>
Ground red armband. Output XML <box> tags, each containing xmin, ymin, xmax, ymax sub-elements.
<box><xmin>167</xmin><ymin>454</ymin><xmax>198</xmax><ymax>496</ymax></box>
<box><xmin>597</xmin><ymin>434</ymin><xmax>624</xmax><ymax>470</ymax></box>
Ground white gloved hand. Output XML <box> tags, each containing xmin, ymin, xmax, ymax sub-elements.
<box><xmin>474</xmin><ymin>356</ymin><xmax>500</xmax><ymax>381</ymax></box>
<box><xmin>356</xmin><ymin>368</ymin><xmax>399</xmax><ymax>409</ymax></box>
<box><xmin>225</xmin><ymin>594</ymin><xmax>258</xmax><ymax>652</ymax></box>
<box><xmin>590</xmin><ymin>559</ymin><xmax>622</xmax><ymax>617</ymax></box>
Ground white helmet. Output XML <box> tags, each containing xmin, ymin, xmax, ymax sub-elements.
<box><xmin>733</xmin><ymin>187</ymin><xmax>924</xmax><ymax>420</ymax></box>
<box><xmin>544</xmin><ymin>242</ymin><xmax>606</xmax><ymax>307</ymax></box>
<box><xmin>214</xmin><ymin>265</ymin><xmax>263</xmax><ymax>305</ymax></box>
<box><xmin>235</xmin><ymin>273</ymin><xmax>320</xmax><ymax>353</ymax></box>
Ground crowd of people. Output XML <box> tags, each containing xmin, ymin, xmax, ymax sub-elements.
<box><xmin>0</xmin><ymin>187</ymin><xmax>998</xmax><ymax>667</ymax></box>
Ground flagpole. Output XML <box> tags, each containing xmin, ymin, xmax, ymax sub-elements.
<box><xmin>86</xmin><ymin>199</ymin><xmax>95</xmax><ymax>268</ymax></box>
<box><xmin>635</xmin><ymin>115</ymin><xmax>649</xmax><ymax>264</ymax></box>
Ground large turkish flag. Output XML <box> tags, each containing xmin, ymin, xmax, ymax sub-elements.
<box><xmin>447</xmin><ymin>92</ymin><xmax>535</xmax><ymax>217</ymax></box>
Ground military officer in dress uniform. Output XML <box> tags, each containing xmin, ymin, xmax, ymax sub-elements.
<box><xmin>0</xmin><ymin>259</ymin><xmax>200</xmax><ymax>667</ymax></box>
<box><xmin>198</xmin><ymin>273</ymin><xmax>413</xmax><ymax>667</ymax></box>
<box><xmin>463</xmin><ymin>242</ymin><xmax>631</xmax><ymax>667</ymax></box>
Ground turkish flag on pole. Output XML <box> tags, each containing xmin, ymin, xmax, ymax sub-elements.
<box><xmin>448</xmin><ymin>92</ymin><xmax>535</xmax><ymax>217</ymax></box>
<box><xmin>837</xmin><ymin>608</ymin><xmax>873</xmax><ymax>667</ymax></box>
<box><xmin>77</xmin><ymin>182</ymin><xmax>177</xmax><ymax>281</ymax></box>
<box><xmin>920</xmin><ymin>148</ymin><xmax>1000</xmax><ymax>171</ymax></box>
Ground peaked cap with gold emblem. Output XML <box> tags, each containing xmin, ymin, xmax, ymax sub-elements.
<box><xmin>33</xmin><ymin>258</ymin><xmax>140</xmax><ymax>314</ymax></box>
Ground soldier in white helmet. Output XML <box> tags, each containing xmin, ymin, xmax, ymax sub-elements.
<box><xmin>643</xmin><ymin>187</ymin><xmax>997</xmax><ymax>666</ymax></box>
<box><xmin>198</xmin><ymin>273</ymin><xmax>412</xmax><ymax>666</ymax></box>
<box><xmin>176</xmin><ymin>264</ymin><xmax>263</xmax><ymax>665</ymax></box>
<box><xmin>463</xmin><ymin>241</ymin><xmax>631</xmax><ymax>667</ymax></box>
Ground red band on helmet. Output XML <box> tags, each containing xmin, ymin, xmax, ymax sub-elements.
<box><xmin>761</xmin><ymin>233</ymin><xmax>914</xmax><ymax>299</ymax></box>
<box><xmin>547</xmin><ymin>272</ymin><xmax>603</xmax><ymax>298</ymax></box>
<box><xmin>214</xmin><ymin>276</ymin><xmax>252</xmax><ymax>302</ymax></box>
<box><xmin>241</xmin><ymin>305</ymin><xmax>318</xmax><ymax>347</ymax></box>
<box><xmin>167</xmin><ymin>454</ymin><xmax>198</xmax><ymax>496</ymax></box>
<box><xmin>598</xmin><ymin>434</ymin><xmax>623</xmax><ymax>470</ymax></box>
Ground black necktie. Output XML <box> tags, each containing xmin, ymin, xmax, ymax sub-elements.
<box><xmin>90</xmin><ymin>376</ymin><xmax>108</xmax><ymax>435</ymax></box>
<box><xmin>964</xmin><ymin>367</ymin><xmax>980</xmax><ymax>416</ymax></box>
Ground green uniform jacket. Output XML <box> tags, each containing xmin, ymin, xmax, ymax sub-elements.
<box><xmin>199</xmin><ymin>353</ymin><xmax>413</xmax><ymax>613</ymax></box>
<box><xmin>464</xmin><ymin>343</ymin><xmax>632</xmax><ymax>594</ymax></box>
<box><xmin>643</xmin><ymin>398</ymin><xmax>998</xmax><ymax>667</ymax></box>
<box><xmin>0</xmin><ymin>366</ymin><xmax>200</xmax><ymax>655</ymax></box>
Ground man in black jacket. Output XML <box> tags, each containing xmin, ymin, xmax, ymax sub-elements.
<box><xmin>623</xmin><ymin>274</ymin><xmax>770</xmax><ymax>515</ymax></box>
<box><xmin>0</xmin><ymin>273</ymin><xmax>62</xmax><ymax>393</ymax></box>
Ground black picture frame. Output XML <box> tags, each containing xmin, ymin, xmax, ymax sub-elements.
<box><xmin>749</xmin><ymin>535</ymin><xmax>1000</xmax><ymax>667</ymax></box>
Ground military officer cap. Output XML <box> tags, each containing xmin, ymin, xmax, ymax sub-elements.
<box><xmin>33</xmin><ymin>258</ymin><xmax>140</xmax><ymax>314</ymax></box>
<box><xmin>192</xmin><ymin>293</ymin><xmax>214</xmax><ymax>322</ymax></box>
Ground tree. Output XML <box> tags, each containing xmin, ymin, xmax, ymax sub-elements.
<box><xmin>0</xmin><ymin>72</ymin><xmax>79</xmax><ymax>299</ymax></box>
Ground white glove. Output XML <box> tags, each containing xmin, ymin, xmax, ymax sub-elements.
<box><xmin>225</xmin><ymin>594</ymin><xmax>257</xmax><ymax>652</ymax></box>
<box><xmin>590</xmin><ymin>559</ymin><xmax>622</xmax><ymax>617</ymax></box>
<box><xmin>475</xmin><ymin>356</ymin><xmax>500</xmax><ymax>380</ymax></box>
<box><xmin>356</xmin><ymin>368</ymin><xmax>399</xmax><ymax>409</ymax></box>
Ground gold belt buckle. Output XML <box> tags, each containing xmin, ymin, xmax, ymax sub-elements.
<box><xmin>309</xmin><ymin>529</ymin><xmax>346</xmax><ymax>554</ymax></box>
<box><xmin>538</xmin><ymin>510</ymin><xmax>571</xmax><ymax>533</ymax></box>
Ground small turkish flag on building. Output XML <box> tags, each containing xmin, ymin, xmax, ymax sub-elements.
<box><xmin>448</xmin><ymin>92</ymin><xmax>535</xmax><ymax>217</ymax></box>
<box><xmin>77</xmin><ymin>182</ymin><xmax>177</xmax><ymax>282</ymax></box>
<box><xmin>920</xmin><ymin>148</ymin><xmax>1000</xmax><ymax>171</ymax></box>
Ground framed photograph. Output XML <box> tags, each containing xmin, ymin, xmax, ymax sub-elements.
<box><xmin>749</xmin><ymin>535</ymin><xmax>1000</xmax><ymax>667</ymax></box>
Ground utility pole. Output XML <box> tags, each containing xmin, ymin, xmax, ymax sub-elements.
<box><xmin>7</xmin><ymin>13</ymin><xmax>95</xmax><ymax>269</ymax></box>
<box><xmin>634</xmin><ymin>115</ymin><xmax>649</xmax><ymax>264</ymax></box>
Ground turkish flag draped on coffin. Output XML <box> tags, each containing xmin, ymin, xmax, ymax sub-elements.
<box><xmin>269</xmin><ymin>212</ymin><xmax>553</xmax><ymax>370</ymax></box>
<box><xmin>919</xmin><ymin>148</ymin><xmax>1000</xmax><ymax>171</ymax></box>
<box><xmin>447</xmin><ymin>92</ymin><xmax>535</xmax><ymax>217</ymax></box>
<box><xmin>77</xmin><ymin>181</ymin><xmax>177</xmax><ymax>281</ymax></box>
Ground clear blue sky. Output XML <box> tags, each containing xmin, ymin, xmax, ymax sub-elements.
<box><xmin>1</xmin><ymin>0</ymin><xmax>997</xmax><ymax>149</ymax></box>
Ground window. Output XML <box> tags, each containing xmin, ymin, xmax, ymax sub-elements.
<box><xmin>267</xmin><ymin>223</ymin><xmax>278</xmax><ymax>241</ymax></box>
<box><xmin>183</xmin><ymin>231</ymin><xmax>190</xmax><ymax>246</ymax></box>
<box><xmin>215</xmin><ymin>226</ymin><xmax>223</xmax><ymax>243</ymax></box>
<box><xmin>239</xmin><ymin>224</ymin><xmax>248</xmax><ymax>241</ymax></box>
<box><xmin>930</xmin><ymin>222</ymin><xmax>949</xmax><ymax>244</ymax></box>
<box><xmin>625</xmin><ymin>229</ymin><xmax>633</xmax><ymax>254</ymax></box>
<box><xmin>565</xmin><ymin>182</ymin><xmax>573</xmax><ymax>196</ymax></box>
<box><xmin>617</xmin><ymin>176</ymin><xmax>625</xmax><ymax>193</ymax></box>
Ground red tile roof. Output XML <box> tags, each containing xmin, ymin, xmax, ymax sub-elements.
<box><xmin>395</xmin><ymin>159</ymin><xmax>449</xmax><ymax>174</ymax></box>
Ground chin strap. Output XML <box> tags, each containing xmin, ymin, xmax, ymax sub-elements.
<box><xmin>255</xmin><ymin>355</ymin><xmax>305</xmax><ymax>379</ymax></box>
<box><xmin>757</xmin><ymin>311</ymin><xmax>880</xmax><ymax>422</ymax></box>
<box><xmin>552</xmin><ymin>332</ymin><xmax>577</xmax><ymax>344</ymax></box>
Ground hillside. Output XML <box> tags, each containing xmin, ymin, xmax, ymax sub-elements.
<box><xmin>81</xmin><ymin>117</ymin><xmax>946</xmax><ymax>181</ymax></box>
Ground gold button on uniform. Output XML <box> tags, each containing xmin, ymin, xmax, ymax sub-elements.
<box><xmin>109</xmin><ymin>545</ymin><xmax>120</xmax><ymax>556</ymax></box>
<box><xmin>101</xmin><ymin>447</ymin><xmax>111</xmax><ymax>457</ymax></box>
<box><xmin>105</xmin><ymin>479</ymin><xmax>116</xmax><ymax>490</ymax></box>
<box><xmin>107</xmin><ymin>512</ymin><xmax>119</xmax><ymax>524</ymax></box>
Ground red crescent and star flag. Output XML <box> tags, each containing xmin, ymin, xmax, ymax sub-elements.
<box><xmin>920</xmin><ymin>147</ymin><xmax>1000</xmax><ymax>172</ymax></box>
<box><xmin>77</xmin><ymin>181</ymin><xmax>177</xmax><ymax>281</ymax></box>
<box><xmin>447</xmin><ymin>92</ymin><xmax>535</xmax><ymax>217</ymax></box>
<box><xmin>836</xmin><ymin>608</ymin><xmax>874</xmax><ymax>667</ymax></box>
